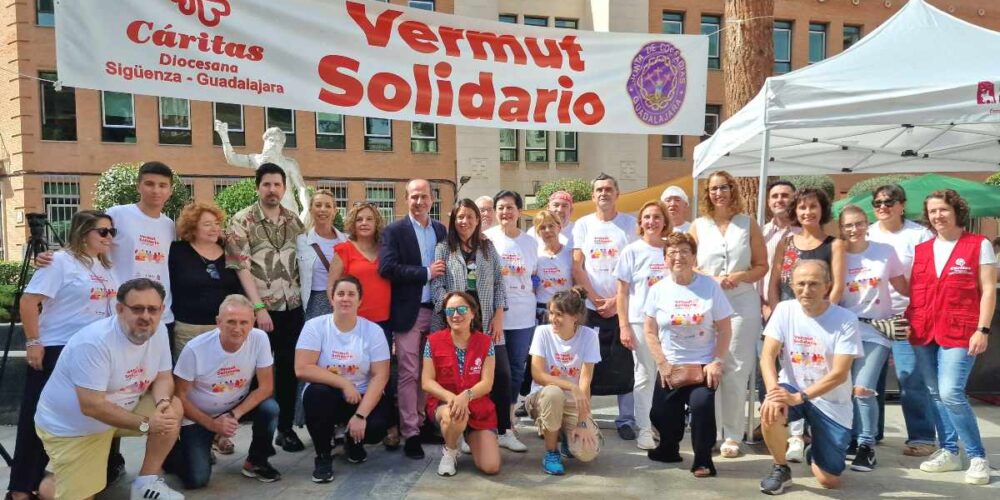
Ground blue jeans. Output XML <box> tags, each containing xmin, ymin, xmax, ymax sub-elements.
<box><xmin>851</xmin><ymin>342</ymin><xmax>890</xmax><ymax>446</ymax></box>
<box><xmin>504</xmin><ymin>326</ymin><xmax>536</xmax><ymax>404</ymax></box>
<box><xmin>912</xmin><ymin>343</ymin><xmax>986</xmax><ymax>458</ymax></box>
<box><xmin>891</xmin><ymin>340</ymin><xmax>940</xmax><ymax>446</ymax></box>
<box><xmin>781</xmin><ymin>384</ymin><xmax>850</xmax><ymax>476</ymax></box>
<box><xmin>164</xmin><ymin>398</ymin><xmax>279</xmax><ymax>489</ymax></box>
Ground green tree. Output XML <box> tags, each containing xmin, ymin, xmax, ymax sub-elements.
<box><xmin>213</xmin><ymin>179</ymin><xmax>259</xmax><ymax>218</ymax></box>
<box><xmin>92</xmin><ymin>162</ymin><xmax>191</xmax><ymax>219</ymax></box>
<box><xmin>985</xmin><ymin>172</ymin><xmax>1000</xmax><ymax>187</ymax></box>
<box><xmin>780</xmin><ymin>175</ymin><xmax>836</xmax><ymax>200</ymax></box>
<box><xmin>846</xmin><ymin>174</ymin><xmax>914</xmax><ymax>198</ymax></box>
<box><xmin>533</xmin><ymin>178</ymin><xmax>591</xmax><ymax>209</ymax></box>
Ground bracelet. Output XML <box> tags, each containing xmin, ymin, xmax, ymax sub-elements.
<box><xmin>253</xmin><ymin>302</ymin><xmax>266</xmax><ymax>311</ymax></box>
<box><xmin>155</xmin><ymin>397</ymin><xmax>173</xmax><ymax>408</ymax></box>
<box><xmin>25</xmin><ymin>338</ymin><xmax>43</xmax><ymax>348</ymax></box>
<box><xmin>353</xmin><ymin>413</ymin><xmax>367</xmax><ymax>420</ymax></box>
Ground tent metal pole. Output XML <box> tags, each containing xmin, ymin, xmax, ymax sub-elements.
<box><xmin>692</xmin><ymin>176</ymin><xmax>699</xmax><ymax>220</ymax></box>
<box><xmin>745</xmin><ymin>128</ymin><xmax>771</xmax><ymax>445</ymax></box>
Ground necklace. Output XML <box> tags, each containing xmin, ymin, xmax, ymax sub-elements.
<box><xmin>263</xmin><ymin>216</ymin><xmax>290</xmax><ymax>251</ymax></box>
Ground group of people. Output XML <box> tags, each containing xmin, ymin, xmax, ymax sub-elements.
<box><xmin>4</xmin><ymin>160</ymin><xmax>993</xmax><ymax>500</ymax></box>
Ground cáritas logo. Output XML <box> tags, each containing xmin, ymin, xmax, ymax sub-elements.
<box><xmin>171</xmin><ymin>0</ymin><xmax>231</xmax><ymax>28</ymax></box>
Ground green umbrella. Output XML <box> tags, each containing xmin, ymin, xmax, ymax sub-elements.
<box><xmin>833</xmin><ymin>173</ymin><xmax>1000</xmax><ymax>221</ymax></box>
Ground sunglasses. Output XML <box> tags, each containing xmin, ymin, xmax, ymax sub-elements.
<box><xmin>444</xmin><ymin>305</ymin><xmax>470</xmax><ymax>317</ymax></box>
<box><xmin>872</xmin><ymin>199</ymin><xmax>899</xmax><ymax>208</ymax></box>
<box><xmin>206</xmin><ymin>263</ymin><xmax>221</xmax><ymax>280</ymax></box>
<box><xmin>91</xmin><ymin>227</ymin><xmax>118</xmax><ymax>238</ymax></box>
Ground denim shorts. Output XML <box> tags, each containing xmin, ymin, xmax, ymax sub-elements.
<box><xmin>782</xmin><ymin>383</ymin><xmax>850</xmax><ymax>476</ymax></box>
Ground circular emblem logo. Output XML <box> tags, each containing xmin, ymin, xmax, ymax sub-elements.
<box><xmin>956</xmin><ymin>258</ymin><xmax>966</xmax><ymax>266</ymax></box>
<box><xmin>626</xmin><ymin>41</ymin><xmax>688</xmax><ymax>126</ymax></box>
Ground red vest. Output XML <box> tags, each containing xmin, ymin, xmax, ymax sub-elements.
<box><xmin>425</xmin><ymin>329</ymin><xmax>497</xmax><ymax>431</ymax></box>
<box><xmin>906</xmin><ymin>232</ymin><xmax>985</xmax><ymax>348</ymax></box>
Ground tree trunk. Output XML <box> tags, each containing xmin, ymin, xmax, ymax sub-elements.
<box><xmin>723</xmin><ymin>0</ymin><xmax>774</xmax><ymax>220</ymax></box>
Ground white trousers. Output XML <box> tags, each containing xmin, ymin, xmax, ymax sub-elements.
<box><xmin>715</xmin><ymin>289</ymin><xmax>761</xmax><ymax>441</ymax></box>
<box><xmin>631</xmin><ymin>321</ymin><xmax>657</xmax><ymax>431</ymax></box>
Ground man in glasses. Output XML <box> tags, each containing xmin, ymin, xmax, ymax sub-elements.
<box><xmin>865</xmin><ymin>184</ymin><xmax>938</xmax><ymax>458</ymax></box>
<box><xmin>34</xmin><ymin>278</ymin><xmax>184</xmax><ymax>500</ymax></box>
<box><xmin>475</xmin><ymin>196</ymin><xmax>495</xmax><ymax>233</ymax></box>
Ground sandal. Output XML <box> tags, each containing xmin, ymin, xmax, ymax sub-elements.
<box><xmin>213</xmin><ymin>436</ymin><xmax>235</xmax><ymax>455</ymax></box>
<box><xmin>719</xmin><ymin>439</ymin><xmax>741</xmax><ymax>458</ymax></box>
<box><xmin>692</xmin><ymin>466</ymin><xmax>714</xmax><ymax>478</ymax></box>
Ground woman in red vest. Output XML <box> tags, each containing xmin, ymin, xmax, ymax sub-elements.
<box><xmin>906</xmin><ymin>189</ymin><xmax>994</xmax><ymax>486</ymax></box>
<box><xmin>422</xmin><ymin>291</ymin><xmax>501</xmax><ymax>477</ymax></box>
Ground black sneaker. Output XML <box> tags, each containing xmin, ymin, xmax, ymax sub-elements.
<box><xmin>242</xmin><ymin>459</ymin><xmax>282</xmax><ymax>483</ymax></box>
<box><xmin>760</xmin><ymin>464</ymin><xmax>792</xmax><ymax>495</ymax></box>
<box><xmin>106</xmin><ymin>452</ymin><xmax>126</xmax><ymax>486</ymax></box>
<box><xmin>514</xmin><ymin>401</ymin><xmax>528</xmax><ymax>418</ymax></box>
<box><xmin>404</xmin><ymin>437</ymin><xmax>425</xmax><ymax>459</ymax></box>
<box><xmin>850</xmin><ymin>444</ymin><xmax>877</xmax><ymax>472</ymax></box>
<box><xmin>617</xmin><ymin>426</ymin><xmax>637</xmax><ymax>441</ymax></box>
<box><xmin>647</xmin><ymin>446</ymin><xmax>683</xmax><ymax>463</ymax></box>
<box><xmin>312</xmin><ymin>454</ymin><xmax>334</xmax><ymax>483</ymax></box>
<box><xmin>346</xmin><ymin>438</ymin><xmax>368</xmax><ymax>464</ymax></box>
<box><xmin>846</xmin><ymin>439</ymin><xmax>858</xmax><ymax>457</ymax></box>
<box><xmin>275</xmin><ymin>429</ymin><xmax>305</xmax><ymax>452</ymax></box>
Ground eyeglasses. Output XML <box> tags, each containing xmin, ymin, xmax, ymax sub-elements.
<box><xmin>123</xmin><ymin>304</ymin><xmax>161</xmax><ymax>315</ymax></box>
<box><xmin>91</xmin><ymin>227</ymin><xmax>118</xmax><ymax>238</ymax></box>
<box><xmin>841</xmin><ymin>222</ymin><xmax>868</xmax><ymax>230</ymax></box>
<box><xmin>666</xmin><ymin>248</ymin><xmax>693</xmax><ymax>257</ymax></box>
<box><xmin>872</xmin><ymin>199</ymin><xmax>899</xmax><ymax>208</ymax></box>
<box><xmin>206</xmin><ymin>263</ymin><xmax>221</xmax><ymax>280</ymax></box>
<box><xmin>444</xmin><ymin>305</ymin><xmax>470</xmax><ymax>317</ymax></box>
<box><xmin>708</xmin><ymin>184</ymin><xmax>732</xmax><ymax>193</ymax></box>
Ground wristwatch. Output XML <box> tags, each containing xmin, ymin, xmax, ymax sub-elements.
<box><xmin>465</xmin><ymin>389</ymin><xmax>474</xmax><ymax>399</ymax></box>
<box><xmin>977</xmin><ymin>326</ymin><xmax>991</xmax><ymax>335</ymax></box>
<box><xmin>353</xmin><ymin>413</ymin><xmax>367</xmax><ymax>421</ymax></box>
<box><xmin>138</xmin><ymin>418</ymin><xmax>150</xmax><ymax>434</ymax></box>
<box><xmin>799</xmin><ymin>391</ymin><xmax>811</xmax><ymax>406</ymax></box>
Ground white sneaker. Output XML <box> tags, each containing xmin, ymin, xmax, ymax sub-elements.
<box><xmin>920</xmin><ymin>449</ymin><xmax>962</xmax><ymax>473</ymax></box>
<box><xmin>438</xmin><ymin>447</ymin><xmax>459</xmax><ymax>477</ymax></box>
<box><xmin>498</xmin><ymin>431</ymin><xmax>528</xmax><ymax>452</ymax></box>
<box><xmin>130</xmin><ymin>477</ymin><xmax>184</xmax><ymax>500</ymax></box>
<box><xmin>459</xmin><ymin>435</ymin><xmax>471</xmax><ymax>454</ymax></box>
<box><xmin>637</xmin><ymin>428</ymin><xmax>657</xmax><ymax>450</ymax></box>
<box><xmin>965</xmin><ymin>457</ymin><xmax>991</xmax><ymax>485</ymax></box>
<box><xmin>785</xmin><ymin>436</ymin><xmax>805</xmax><ymax>463</ymax></box>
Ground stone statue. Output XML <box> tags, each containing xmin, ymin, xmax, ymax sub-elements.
<box><xmin>214</xmin><ymin>120</ymin><xmax>310</xmax><ymax>221</ymax></box>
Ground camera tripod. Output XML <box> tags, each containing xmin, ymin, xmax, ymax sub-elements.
<box><xmin>0</xmin><ymin>214</ymin><xmax>62</xmax><ymax>467</ymax></box>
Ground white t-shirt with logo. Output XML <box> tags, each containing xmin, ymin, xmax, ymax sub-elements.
<box><xmin>932</xmin><ymin>237</ymin><xmax>995</xmax><ymax>278</ymax></box>
<box><xmin>295</xmin><ymin>316</ymin><xmax>391</xmax><ymax>393</ymax></box>
<box><xmin>535</xmin><ymin>244</ymin><xmax>573</xmax><ymax>305</ymax></box>
<box><xmin>867</xmin><ymin>220</ymin><xmax>932</xmax><ymax>315</ymax></box>
<box><xmin>484</xmin><ymin>227</ymin><xmax>538</xmax><ymax>330</ymax></box>
<box><xmin>528</xmin><ymin>324</ymin><xmax>601</xmax><ymax>395</ymax></box>
<box><xmin>614</xmin><ymin>240</ymin><xmax>668</xmax><ymax>324</ymax></box>
<box><xmin>572</xmin><ymin>213</ymin><xmax>638</xmax><ymax>310</ymax></box>
<box><xmin>174</xmin><ymin>328</ymin><xmax>273</xmax><ymax>426</ymax></box>
<box><xmin>763</xmin><ymin>301</ymin><xmax>863</xmax><ymax>429</ymax></box>
<box><xmin>645</xmin><ymin>274</ymin><xmax>734</xmax><ymax>364</ymax></box>
<box><xmin>106</xmin><ymin>204</ymin><xmax>176</xmax><ymax>324</ymax></box>
<box><xmin>25</xmin><ymin>251</ymin><xmax>118</xmax><ymax>346</ymax></box>
<box><xmin>841</xmin><ymin>242</ymin><xmax>904</xmax><ymax>347</ymax></box>
<box><xmin>35</xmin><ymin>316</ymin><xmax>171</xmax><ymax>437</ymax></box>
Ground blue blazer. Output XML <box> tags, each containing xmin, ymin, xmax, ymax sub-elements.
<box><xmin>378</xmin><ymin>216</ymin><xmax>447</xmax><ymax>332</ymax></box>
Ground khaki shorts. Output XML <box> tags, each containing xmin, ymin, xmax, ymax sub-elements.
<box><xmin>526</xmin><ymin>385</ymin><xmax>603</xmax><ymax>462</ymax></box>
<box><xmin>37</xmin><ymin>393</ymin><xmax>156</xmax><ymax>500</ymax></box>
<box><xmin>172</xmin><ymin>321</ymin><xmax>216</xmax><ymax>360</ymax></box>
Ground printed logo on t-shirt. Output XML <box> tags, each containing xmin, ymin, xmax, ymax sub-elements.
<box><xmin>89</xmin><ymin>287</ymin><xmax>116</xmax><ymax>301</ymax></box>
<box><xmin>646</xmin><ymin>262</ymin><xmax>667</xmax><ymax>287</ymax></box>
<box><xmin>119</xmin><ymin>366</ymin><xmax>151</xmax><ymax>396</ymax></box>
<box><xmin>210</xmin><ymin>365</ymin><xmax>249</xmax><ymax>393</ymax></box>
<box><xmin>540</xmin><ymin>276</ymin><xmax>569</xmax><ymax>289</ymax></box>
<box><xmin>327</xmin><ymin>350</ymin><xmax>360</xmax><ymax>376</ymax></box>
<box><xmin>468</xmin><ymin>356</ymin><xmax>483</xmax><ymax>375</ymax></box>
<box><xmin>669</xmin><ymin>299</ymin><xmax>705</xmax><ymax>327</ymax></box>
<box><xmin>134</xmin><ymin>249</ymin><xmax>166</xmax><ymax>264</ymax></box>
<box><xmin>500</xmin><ymin>252</ymin><xmax>528</xmax><ymax>289</ymax></box>
<box><xmin>787</xmin><ymin>334</ymin><xmax>828</xmax><ymax>387</ymax></box>
<box><xmin>949</xmin><ymin>257</ymin><xmax>973</xmax><ymax>276</ymax></box>
<box><xmin>548</xmin><ymin>352</ymin><xmax>580</xmax><ymax>379</ymax></box>
<box><xmin>846</xmin><ymin>276</ymin><xmax>880</xmax><ymax>294</ymax></box>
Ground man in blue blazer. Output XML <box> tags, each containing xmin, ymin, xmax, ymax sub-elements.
<box><xmin>379</xmin><ymin>179</ymin><xmax>447</xmax><ymax>459</ymax></box>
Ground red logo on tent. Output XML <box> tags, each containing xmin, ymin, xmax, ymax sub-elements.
<box><xmin>977</xmin><ymin>81</ymin><xmax>997</xmax><ymax>105</ymax></box>
<box><xmin>171</xmin><ymin>0</ymin><xmax>231</xmax><ymax>27</ymax></box>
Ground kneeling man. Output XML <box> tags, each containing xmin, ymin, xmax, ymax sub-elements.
<box><xmin>758</xmin><ymin>260</ymin><xmax>862</xmax><ymax>495</ymax></box>
<box><xmin>165</xmin><ymin>295</ymin><xmax>280</xmax><ymax>487</ymax></box>
<box><xmin>35</xmin><ymin>278</ymin><xmax>183</xmax><ymax>500</ymax></box>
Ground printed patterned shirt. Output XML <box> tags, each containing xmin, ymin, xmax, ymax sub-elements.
<box><xmin>225</xmin><ymin>202</ymin><xmax>305</xmax><ymax>311</ymax></box>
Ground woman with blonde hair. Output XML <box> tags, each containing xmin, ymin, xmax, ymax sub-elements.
<box><xmin>8</xmin><ymin>210</ymin><xmax>119</xmax><ymax>500</ymax></box>
<box><xmin>689</xmin><ymin>170</ymin><xmax>768</xmax><ymax>458</ymax></box>
<box><xmin>534</xmin><ymin>210</ymin><xmax>573</xmax><ymax>322</ymax></box>
<box><xmin>297</xmin><ymin>190</ymin><xmax>348</xmax><ymax>321</ymax></box>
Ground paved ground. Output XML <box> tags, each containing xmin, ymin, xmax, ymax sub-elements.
<box><xmin>1</xmin><ymin>396</ymin><xmax>998</xmax><ymax>499</ymax></box>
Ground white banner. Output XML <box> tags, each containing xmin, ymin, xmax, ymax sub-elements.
<box><xmin>55</xmin><ymin>0</ymin><xmax>708</xmax><ymax>134</ymax></box>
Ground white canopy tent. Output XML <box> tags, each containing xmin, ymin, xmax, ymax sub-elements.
<box><xmin>692</xmin><ymin>0</ymin><xmax>1000</xmax><ymax>218</ymax></box>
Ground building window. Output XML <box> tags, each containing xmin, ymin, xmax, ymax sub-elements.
<box><xmin>525</xmin><ymin>130</ymin><xmax>548</xmax><ymax>162</ymax></box>
<box><xmin>214</xmin><ymin>178</ymin><xmax>237</xmax><ymax>197</ymax></box>
<box><xmin>364</xmin><ymin>117</ymin><xmax>393</xmax><ymax>151</ymax></box>
<box><xmin>316</xmin><ymin>113</ymin><xmax>346</xmax><ymax>150</ymax></box>
<box><xmin>180</xmin><ymin>178</ymin><xmax>195</xmax><ymax>201</ymax></box>
<box><xmin>703</xmin><ymin>105</ymin><xmax>721</xmax><ymax>141</ymax></box>
<box><xmin>317</xmin><ymin>180</ymin><xmax>349</xmax><ymax>220</ymax></box>
<box><xmin>555</xmin><ymin>132</ymin><xmax>577</xmax><ymax>163</ymax></box>
<box><xmin>159</xmin><ymin>97</ymin><xmax>191</xmax><ymax>145</ymax></box>
<box><xmin>661</xmin><ymin>135</ymin><xmax>682</xmax><ymax>159</ymax></box>
<box><xmin>843</xmin><ymin>25</ymin><xmax>862</xmax><ymax>50</ymax></box>
<box><xmin>662</xmin><ymin>12</ymin><xmax>684</xmax><ymax>35</ymax></box>
<box><xmin>554</xmin><ymin>18</ymin><xmax>578</xmax><ymax>29</ymax></box>
<box><xmin>808</xmin><ymin>23</ymin><xmax>827</xmax><ymax>64</ymax></box>
<box><xmin>408</xmin><ymin>0</ymin><xmax>434</xmax><ymax>10</ymax></box>
<box><xmin>366</xmin><ymin>182</ymin><xmax>397</xmax><ymax>222</ymax></box>
<box><xmin>39</xmin><ymin>71</ymin><xmax>76</xmax><ymax>141</ymax></box>
<box><xmin>701</xmin><ymin>15</ymin><xmax>722</xmax><ymax>70</ymax></box>
<box><xmin>773</xmin><ymin>21</ymin><xmax>793</xmax><ymax>74</ymax></box>
<box><xmin>37</xmin><ymin>0</ymin><xmax>54</xmax><ymax>26</ymax></box>
<box><xmin>500</xmin><ymin>130</ymin><xmax>518</xmax><ymax>162</ymax></box>
<box><xmin>101</xmin><ymin>91</ymin><xmax>136</xmax><ymax>143</ymax></box>
<box><xmin>429</xmin><ymin>183</ymin><xmax>442</xmax><ymax>221</ymax></box>
<box><xmin>499</xmin><ymin>14</ymin><xmax>517</xmax><ymax>23</ymax></box>
<box><xmin>213</xmin><ymin>102</ymin><xmax>245</xmax><ymax>146</ymax></box>
<box><xmin>265</xmin><ymin>108</ymin><xmax>296</xmax><ymax>148</ymax></box>
<box><xmin>524</xmin><ymin>16</ymin><xmax>548</xmax><ymax>27</ymax></box>
<box><xmin>411</xmin><ymin>122</ymin><xmax>438</xmax><ymax>153</ymax></box>
<box><xmin>43</xmin><ymin>176</ymin><xmax>80</xmax><ymax>245</ymax></box>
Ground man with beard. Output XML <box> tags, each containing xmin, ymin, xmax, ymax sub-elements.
<box><xmin>225</xmin><ymin>164</ymin><xmax>307</xmax><ymax>453</ymax></box>
<box><xmin>34</xmin><ymin>279</ymin><xmax>184</xmax><ymax>500</ymax></box>
<box><xmin>660</xmin><ymin>185</ymin><xmax>691</xmax><ymax>233</ymax></box>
